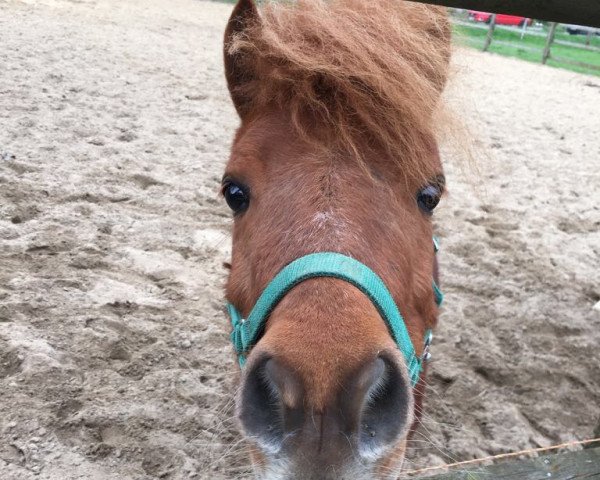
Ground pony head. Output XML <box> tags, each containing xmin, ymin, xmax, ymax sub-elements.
<box><xmin>221</xmin><ymin>0</ymin><xmax>451</xmax><ymax>477</ymax></box>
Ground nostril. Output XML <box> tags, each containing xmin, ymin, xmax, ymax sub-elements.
<box><xmin>238</xmin><ymin>355</ymin><xmax>304</xmax><ymax>453</ymax></box>
<box><xmin>341</xmin><ymin>354</ymin><xmax>411</xmax><ymax>458</ymax></box>
<box><xmin>238</xmin><ymin>357</ymin><xmax>283</xmax><ymax>449</ymax></box>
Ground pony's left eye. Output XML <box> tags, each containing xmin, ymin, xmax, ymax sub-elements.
<box><xmin>222</xmin><ymin>180</ymin><xmax>250</xmax><ymax>214</ymax></box>
<box><xmin>417</xmin><ymin>179</ymin><xmax>444</xmax><ymax>215</ymax></box>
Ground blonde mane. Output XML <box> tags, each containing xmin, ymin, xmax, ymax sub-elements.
<box><xmin>228</xmin><ymin>0</ymin><xmax>452</xmax><ymax>180</ymax></box>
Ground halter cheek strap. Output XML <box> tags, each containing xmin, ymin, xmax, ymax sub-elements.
<box><xmin>227</xmin><ymin>240</ymin><xmax>443</xmax><ymax>387</ymax></box>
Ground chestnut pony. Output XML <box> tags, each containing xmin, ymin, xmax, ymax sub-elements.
<box><xmin>221</xmin><ymin>0</ymin><xmax>450</xmax><ymax>478</ymax></box>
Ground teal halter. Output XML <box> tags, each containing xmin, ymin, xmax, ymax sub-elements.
<box><xmin>227</xmin><ymin>240</ymin><xmax>443</xmax><ymax>387</ymax></box>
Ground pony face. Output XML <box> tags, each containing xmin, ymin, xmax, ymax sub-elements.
<box><xmin>221</xmin><ymin>1</ymin><xmax>450</xmax><ymax>477</ymax></box>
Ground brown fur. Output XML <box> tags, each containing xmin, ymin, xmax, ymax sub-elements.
<box><xmin>223</xmin><ymin>1</ymin><xmax>451</xmax><ymax>477</ymax></box>
<box><xmin>226</xmin><ymin>0</ymin><xmax>451</xmax><ymax>182</ymax></box>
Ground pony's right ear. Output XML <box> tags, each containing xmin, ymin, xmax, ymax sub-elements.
<box><xmin>224</xmin><ymin>0</ymin><xmax>260</xmax><ymax>118</ymax></box>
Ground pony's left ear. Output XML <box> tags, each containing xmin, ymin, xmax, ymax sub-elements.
<box><xmin>224</xmin><ymin>0</ymin><xmax>260</xmax><ymax>118</ymax></box>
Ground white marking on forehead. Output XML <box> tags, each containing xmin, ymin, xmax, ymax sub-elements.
<box><xmin>313</xmin><ymin>211</ymin><xmax>331</xmax><ymax>224</ymax></box>
<box><xmin>312</xmin><ymin>211</ymin><xmax>346</xmax><ymax>230</ymax></box>
<box><xmin>310</xmin><ymin>210</ymin><xmax>365</xmax><ymax>249</ymax></box>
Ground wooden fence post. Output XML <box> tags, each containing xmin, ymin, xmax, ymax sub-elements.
<box><xmin>542</xmin><ymin>22</ymin><xmax>558</xmax><ymax>64</ymax></box>
<box><xmin>519</xmin><ymin>19</ymin><xmax>528</xmax><ymax>39</ymax></box>
<box><xmin>482</xmin><ymin>14</ymin><xmax>497</xmax><ymax>52</ymax></box>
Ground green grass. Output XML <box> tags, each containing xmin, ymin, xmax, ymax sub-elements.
<box><xmin>453</xmin><ymin>21</ymin><xmax>600</xmax><ymax>77</ymax></box>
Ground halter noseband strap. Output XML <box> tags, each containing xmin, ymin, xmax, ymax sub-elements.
<box><xmin>227</xmin><ymin>241</ymin><xmax>443</xmax><ymax>387</ymax></box>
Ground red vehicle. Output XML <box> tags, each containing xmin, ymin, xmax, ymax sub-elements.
<box><xmin>468</xmin><ymin>10</ymin><xmax>532</xmax><ymax>26</ymax></box>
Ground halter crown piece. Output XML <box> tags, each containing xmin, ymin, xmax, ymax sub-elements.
<box><xmin>227</xmin><ymin>239</ymin><xmax>443</xmax><ymax>387</ymax></box>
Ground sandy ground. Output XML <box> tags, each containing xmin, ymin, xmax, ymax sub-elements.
<box><xmin>0</xmin><ymin>0</ymin><xmax>599</xmax><ymax>479</ymax></box>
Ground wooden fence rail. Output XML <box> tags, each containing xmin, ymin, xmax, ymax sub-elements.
<box><xmin>413</xmin><ymin>446</ymin><xmax>600</xmax><ymax>479</ymax></box>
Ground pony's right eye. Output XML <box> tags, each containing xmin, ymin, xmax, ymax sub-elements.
<box><xmin>416</xmin><ymin>175</ymin><xmax>445</xmax><ymax>215</ymax></box>
<box><xmin>417</xmin><ymin>184</ymin><xmax>442</xmax><ymax>214</ymax></box>
<box><xmin>222</xmin><ymin>181</ymin><xmax>250</xmax><ymax>214</ymax></box>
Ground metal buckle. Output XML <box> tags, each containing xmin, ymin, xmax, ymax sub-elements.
<box><xmin>422</xmin><ymin>330</ymin><xmax>433</xmax><ymax>362</ymax></box>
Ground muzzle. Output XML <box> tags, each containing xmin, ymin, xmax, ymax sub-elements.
<box><xmin>227</xmin><ymin>239</ymin><xmax>443</xmax><ymax>387</ymax></box>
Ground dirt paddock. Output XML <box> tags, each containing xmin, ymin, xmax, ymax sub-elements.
<box><xmin>0</xmin><ymin>0</ymin><xmax>599</xmax><ymax>479</ymax></box>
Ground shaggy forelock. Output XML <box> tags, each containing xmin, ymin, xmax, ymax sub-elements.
<box><xmin>228</xmin><ymin>0</ymin><xmax>452</xmax><ymax>181</ymax></box>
